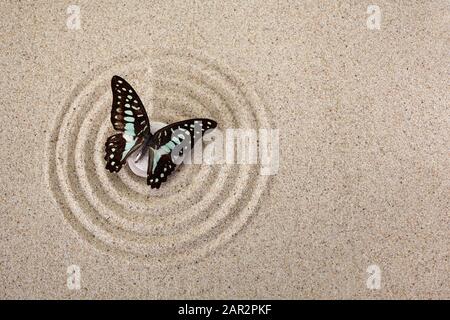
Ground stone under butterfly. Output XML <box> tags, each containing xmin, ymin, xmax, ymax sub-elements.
<box><xmin>105</xmin><ymin>76</ymin><xmax>217</xmax><ymax>189</ymax></box>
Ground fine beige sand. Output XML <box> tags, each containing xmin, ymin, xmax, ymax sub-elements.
<box><xmin>1</xmin><ymin>1</ymin><xmax>448</xmax><ymax>299</ymax></box>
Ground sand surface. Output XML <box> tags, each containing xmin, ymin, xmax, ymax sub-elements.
<box><xmin>0</xmin><ymin>1</ymin><xmax>449</xmax><ymax>299</ymax></box>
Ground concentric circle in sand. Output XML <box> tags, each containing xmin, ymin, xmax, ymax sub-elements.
<box><xmin>46</xmin><ymin>48</ymin><xmax>271</xmax><ymax>264</ymax></box>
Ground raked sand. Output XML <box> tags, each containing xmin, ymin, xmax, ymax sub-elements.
<box><xmin>0</xmin><ymin>1</ymin><xmax>448</xmax><ymax>299</ymax></box>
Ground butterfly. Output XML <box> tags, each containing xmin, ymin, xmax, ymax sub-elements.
<box><xmin>105</xmin><ymin>76</ymin><xmax>217</xmax><ymax>189</ymax></box>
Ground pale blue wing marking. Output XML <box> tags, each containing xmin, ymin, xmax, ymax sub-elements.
<box><xmin>166</xmin><ymin>141</ymin><xmax>176</xmax><ymax>149</ymax></box>
<box><xmin>124</xmin><ymin>123</ymin><xmax>135</xmax><ymax>135</ymax></box>
<box><xmin>120</xmin><ymin>140</ymin><xmax>137</xmax><ymax>161</ymax></box>
<box><xmin>151</xmin><ymin>136</ymin><xmax>185</xmax><ymax>173</ymax></box>
<box><xmin>160</xmin><ymin>145</ymin><xmax>171</xmax><ymax>153</ymax></box>
<box><xmin>171</xmin><ymin>136</ymin><xmax>181</xmax><ymax>144</ymax></box>
<box><xmin>152</xmin><ymin>150</ymin><xmax>162</xmax><ymax>172</ymax></box>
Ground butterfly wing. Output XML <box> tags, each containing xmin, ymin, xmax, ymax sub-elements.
<box><xmin>146</xmin><ymin>150</ymin><xmax>177</xmax><ymax>189</ymax></box>
<box><xmin>146</xmin><ymin>119</ymin><xmax>217</xmax><ymax>188</ymax></box>
<box><xmin>105</xmin><ymin>76</ymin><xmax>151</xmax><ymax>172</ymax></box>
<box><xmin>105</xmin><ymin>134</ymin><xmax>144</xmax><ymax>172</ymax></box>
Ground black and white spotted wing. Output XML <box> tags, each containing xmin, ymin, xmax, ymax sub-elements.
<box><xmin>147</xmin><ymin>119</ymin><xmax>217</xmax><ymax>189</ymax></box>
<box><xmin>105</xmin><ymin>76</ymin><xmax>151</xmax><ymax>172</ymax></box>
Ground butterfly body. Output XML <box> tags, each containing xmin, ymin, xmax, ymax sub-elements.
<box><xmin>105</xmin><ymin>76</ymin><xmax>217</xmax><ymax>189</ymax></box>
<box><xmin>133</xmin><ymin>132</ymin><xmax>153</xmax><ymax>162</ymax></box>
